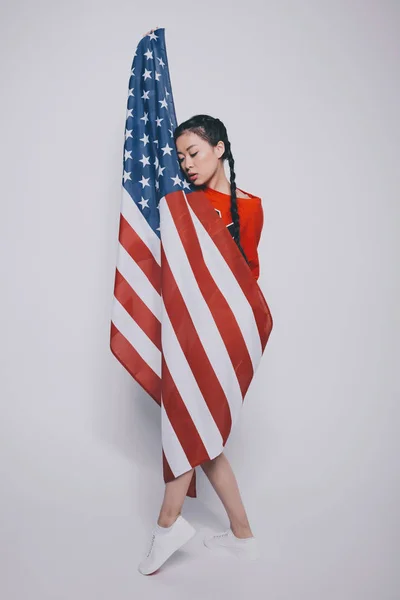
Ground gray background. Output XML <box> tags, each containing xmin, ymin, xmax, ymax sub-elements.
<box><xmin>1</xmin><ymin>0</ymin><xmax>399</xmax><ymax>598</ymax></box>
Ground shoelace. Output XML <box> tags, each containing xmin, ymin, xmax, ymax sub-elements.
<box><xmin>215</xmin><ymin>531</ymin><xmax>229</xmax><ymax>538</ymax></box>
<box><xmin>146</xmin><ymin>533</ymin><xmax>156</xmax><ymax>557</ymax></box>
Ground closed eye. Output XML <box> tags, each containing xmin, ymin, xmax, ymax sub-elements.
<box><xmin>178</xmin><ymin>152</ymin><xmax>198</xmax><ymax>164</ymax></box>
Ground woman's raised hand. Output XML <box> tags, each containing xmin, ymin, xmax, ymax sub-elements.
<box><xmin>142</xmin><ymin>26</ymin><xmax>159</xmax><ymax>38</ymax></box>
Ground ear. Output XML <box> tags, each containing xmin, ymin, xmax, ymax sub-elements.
<box><xmin>215</xmin><ymin>140</ymin><xmax>225</xmax><ymax>159</ymax></box>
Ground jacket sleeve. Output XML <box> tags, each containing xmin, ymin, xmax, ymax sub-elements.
<box><xmin>240</xmin><ymin>198</ymin><xmax>264</xmax><ymax>280</ymax></box>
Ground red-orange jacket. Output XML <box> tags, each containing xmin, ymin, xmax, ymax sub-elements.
<box><xmin>203</xmin><ymin>186</ymin><xmax>263</xmax><ymax>280</ymax></box>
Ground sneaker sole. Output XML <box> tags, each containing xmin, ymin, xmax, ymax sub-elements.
<box><xmin>203</xmin><ymin>535</ymin><xmax>260</xmax><ymax>561</ymax></box>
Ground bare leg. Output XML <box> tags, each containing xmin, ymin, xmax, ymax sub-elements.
<box><xmin>200</xmin><ymin>453</ymin><xmax>253</xmax><ymax>538</ymax></box>
<box><xmin>157</xmin><ymin>468</ymin><xmax>194</xmax><ymax>527</ymax></box>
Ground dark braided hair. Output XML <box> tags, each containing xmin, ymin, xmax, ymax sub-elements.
<box><xmin>173</xmin><ymin>114</ymin><xmax>249</xmax><ymax>265</ymax></box>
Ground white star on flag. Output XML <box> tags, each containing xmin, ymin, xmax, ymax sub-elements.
<box><xmin>161</xmin><ymin>143</ymin><xmax>173</xmax><ymax>155</ymax></box>
<box><xmin>171</xmin><ymin>174</ymin><xmax>182</xmax><ymax>186</ymax></box>
<box><xmin>139</xmin><ymin>175</ymin><xmax>150</xmax><ymax>188</ymax></box>
<box><xmin>139</xmin><ymin>196</ymin><xmax>149</xmax><ymax>209</ymax></box>
<box><xmin>139</xmin><ymin>154</ymin><xmax>151</xmax><ymax>167</ymax></box>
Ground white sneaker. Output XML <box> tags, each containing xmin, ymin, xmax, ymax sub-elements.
<box><xmin>138</xmin><ymin>515</ymin><xmax>196</xmax><ymax>575</ymax></box>
<box><xmin>204</xmin><ymin>528</ymin><xmax>260</xmax><ymax>560</ymax></box>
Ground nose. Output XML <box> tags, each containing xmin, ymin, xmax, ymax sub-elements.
<box><xmin>184</xmin><ymin>157</ymin><xmax>194</xmax><ymax>172</ymax></box>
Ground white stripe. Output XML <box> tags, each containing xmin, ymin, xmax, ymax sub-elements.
<box><xmin>120</xmin><ymin>187</ymin><xmax>160</xmax><ymax>264</ymax></box>
<box><xmin>185</xmin><ymin>192</ymin><xmax>262</xmax><ymax>370</ymax></box>
<box><xmin>161</xmin><ymin>403</ymin><xmax>193</xmax><ymax>478</ymax></box>
<box><xmin>160</xmin><ymin>194</ymin><xmax>243</xmax><ymax>423</ymax></box>
<box><xmin>161</xmin><ymin>299</ymin><xmax>223</xmax><ymax>459</ymax></box>
<box><xmin>116</xmin><ymin>242</ymin><xmax>161</xmax><ymax>320</ymax></box>
<box><xmin>111</xmin><ymin>297</ymin><xmax>161</xmax><ymax>377</ymax></box>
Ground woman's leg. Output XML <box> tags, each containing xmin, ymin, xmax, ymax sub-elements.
<box><xmin>200</xmin><ymin>452</ymin><xmax>253</xmax><ymax>538</ymax></box>
<box><xmin>157</xmin><ymin>468</ymin><xmax>195</xmax><ymax>527</ymax></box>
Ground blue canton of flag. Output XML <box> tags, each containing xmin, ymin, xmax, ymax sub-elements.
<box><xmin>123</xmin><ymin>28</ymin><xmax>193</xmax><ymax>236</ymax></box>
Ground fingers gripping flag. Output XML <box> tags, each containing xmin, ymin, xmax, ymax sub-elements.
<box><xmin>110</xmin><ymin>28</ymin><xmax>273</xmax><ymax>498</ymax></box>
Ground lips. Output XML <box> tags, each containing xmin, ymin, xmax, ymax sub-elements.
<box><xmin>188</xmin><ymin>173</ymin><xmax>198</xmax><ymax>180</ymax></box>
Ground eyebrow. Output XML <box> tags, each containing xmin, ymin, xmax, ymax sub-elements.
<box><xmin>177</xmin><ymin>144</ymin><xmax>197</xmax><ymax>156</ymax></box>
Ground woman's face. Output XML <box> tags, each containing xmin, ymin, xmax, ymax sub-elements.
<box><xmin>176</xmin><ymin>131</ymin><xmax>224</xmax><ymax>186</ymax></box>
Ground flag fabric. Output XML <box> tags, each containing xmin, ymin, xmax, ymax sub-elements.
<box><xmin>110</xmin><ymin>28</ymin><xmax>273</xmax><ymax>498</ymax></box>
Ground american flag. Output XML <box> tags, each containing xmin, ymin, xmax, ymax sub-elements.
<box><xmin>110</xmin><ymin>28</ymin><xmax>273</xmax><ymax>498</ymax></box>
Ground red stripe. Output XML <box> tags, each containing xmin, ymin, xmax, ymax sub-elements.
<box><xmin>186</xmin><ymin>190</ymin><xmax>273</xmax><ymax>350</ymax></box>
<box><xmin>166</xmin><ymin>190</ymin><xmax>255</xmax><ymax>397</ymax></box>
<box><xmin>113</xmin><ymin>269</ymin><xmax>161</xmax><ymax>351</ymax></box>
<box><xmin>110</xmin><ymin>322</ymin><xmax>161</xmax><ymax>405</ymax></box>
<box><xmin>162</xmin><ymin>355</ymin><xmax>211</xmax><ymax>465</ymax></box>
<box><xmin>161</xmin><ymin>246</ymin><xmax>232</xmax><ymax>443</ymax></box>
<box><xmin>119</xmin><ymin>214</ymin><xmax>161</xmax><ymax>292</ymax></box>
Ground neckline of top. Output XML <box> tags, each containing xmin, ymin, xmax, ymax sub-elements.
<box><xmin>203</xmin><ymin>186</ymin><xmax>254</xmax><ymax>199</ymax></box>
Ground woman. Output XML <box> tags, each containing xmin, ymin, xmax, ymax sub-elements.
<box><xmin>138</xmin><ymin>109</ymin><xmax>264</xmax><ymax>575</ymax></box>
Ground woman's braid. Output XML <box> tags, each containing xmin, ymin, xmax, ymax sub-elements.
<box><xmin>174</xmin><ymin>114</ymin><xmax>249</xmax><ymax>264</ymax></box>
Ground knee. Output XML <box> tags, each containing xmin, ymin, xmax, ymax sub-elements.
<box><xmin>200</xmin><ymin>452</ymin><xmax>223</xmax><ymax>470</ymax></box>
